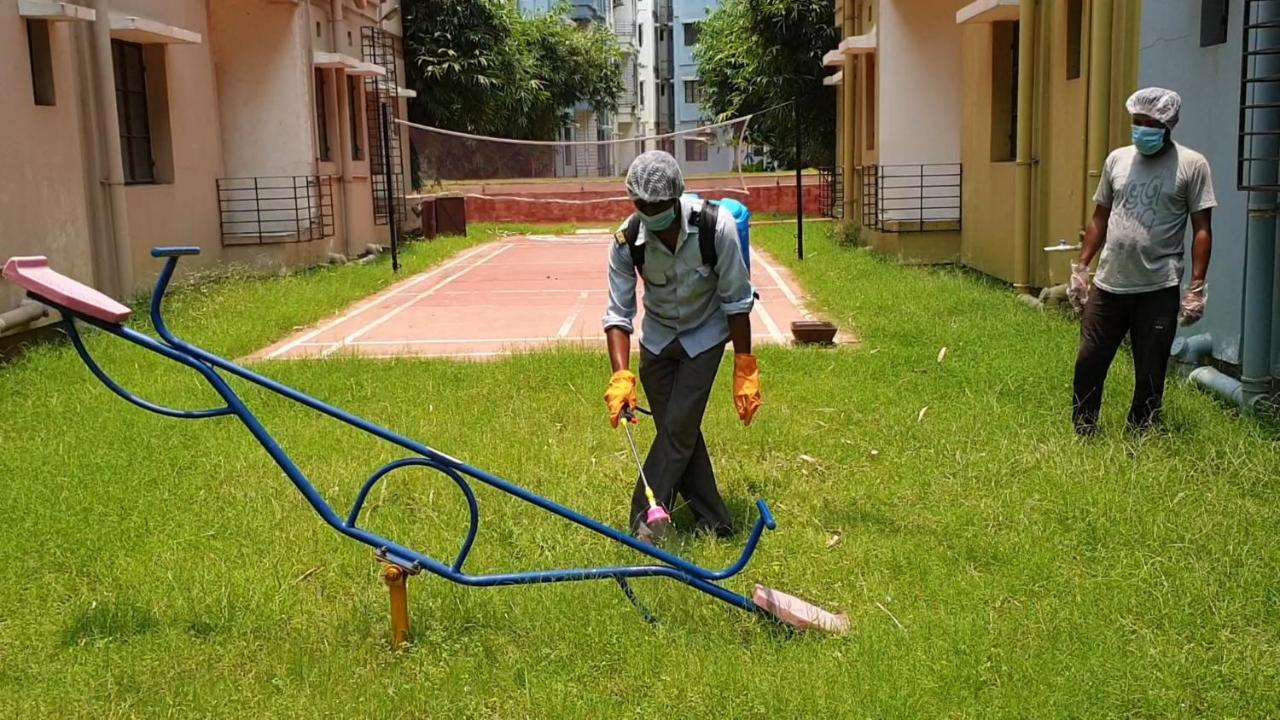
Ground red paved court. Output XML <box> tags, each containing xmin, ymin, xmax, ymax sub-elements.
<box><xmin>251</xmin><ymin>231</ymin><xmax>830</xmax><ymax>361</ymax></box>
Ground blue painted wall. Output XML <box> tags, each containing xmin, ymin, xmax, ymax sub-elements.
<box><xmin>1138</xmin><ymin>0</ymin><xmax>1263</xmax><ymax>369</ymax></box>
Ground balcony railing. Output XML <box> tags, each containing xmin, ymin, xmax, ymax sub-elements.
<box><xmin>615</xmin><ymin>20</ymin><xmax>636</xmax><ymax>40</ymax></box>
<box><xmin>860</xmin><ymin>164</ymin><xmax>961</xmax><ymax>232</ymax></box>
<box><xmin>217</xmin><ymin>175</ymin><xmax>335</xmax><ymax>246</ymax></box>
<box><xmin>818</xmin><ymin>167</ymin><xmax>844</xmax><ymax>219</ymax></box>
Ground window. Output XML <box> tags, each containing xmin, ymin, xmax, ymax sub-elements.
<box><xmin>683</xmin><ymin>22</ymin><xmax>701</xmax><ymax>46</ymax></box>
<box><xmin>27</xmin><ymin>21</ymin><xmax>55</xmax><ymax>106</ymax></box>
<box><xmin>347</xmin><ymin>30</ymin><xmax>354</xmax><ymax>47</ymax></box>
<box><xmin>347</xmin><ymin>76</ymin><xmax>364</xmax><ymax>161</ymax></box>
<box><xmin>683</xmin><ymin>80</ymin><xmax>703</xmax><ymax>104</ymax></box>
<box><xmin>640</xmin><ymin>82</ymin><xmax>645</xmax><ymax>107</ymax></box>
<box><xmin>991</xmin><ymin>21</ymin><xmax>1019</xmax><ymax>162</ymax></box>
<box><xmin>865</xmin><ymin>53</ymin><xmax>876</xmax><ymax>151</ymax></box>
<box><xmin>315</xmin><ymin>69</ymin><xmax>331</xmax><ymax>162</ymax></box>
<box><xmin>659</xmin><ymin>27</ymin><xmax>665</xmax><ymax>42</ymax></box>
<box><xmin>659</xmin><ymin>137</ymin><xmax>675</xmax><ymax>155</ymax></box>
<box><xmin>639</xmin><ymin>26</ymin><xmax>644</xmax><ymax>47</ymax></box>
<box><xmin>684</xmin><ymin>139</ymin><xmax>708</xmax><ymax>162</ymax></box>
<box><xmin>316</xmin><ymin>21</ymin><xmax>322</xmax><ymax>38</ymax></box>
<box><xmin>111</xmin><ymin>41</ymin><xmax>155</xmax><ymax>184</ymax></box>
<box><xmin>1201</xmin><ymin>0</ymin><xmax>1229</xmax><ymax>47</ymax></box>
<box><xmin>1066</xmin><ymin>0</ymin><xmax>1083</xmax><ymax>80</ymax></box>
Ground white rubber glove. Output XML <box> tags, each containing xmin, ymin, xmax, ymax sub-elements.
<box><xmin>1179</xmin><ymin>281</ymin><xmax>1207</xmax><ymax>326</ymax></box>
<box><xmin>1067</xmin><ymin>261</ymin><xmax>1091</xmax><ymax>313</ymax></box>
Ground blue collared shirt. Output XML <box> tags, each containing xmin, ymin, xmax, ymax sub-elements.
<box><xmin>602</xmin><ymin>197</ymin><xmax>755</xmax><ymax>357</ymax></box>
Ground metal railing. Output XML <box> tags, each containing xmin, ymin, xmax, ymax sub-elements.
<box><xmin>818</xmin><ymin>166</ymin><xmax>844</xmax><ymax>219</ymax></box>
<box><xmin>1238</xmin><ymin>0</ymin><xmax>1280</xmax><ymax>190</ymax></box>
<box><xmin>615</xmin><ymin>20</ymin><xmax>636</xmax><ymax>39</ymax></box>
<box><xmin>217</xmin><ymin>176</ymin><xmax>335</xmax><ymax>246</ymax></box>
<box><xmin>860</xmin><ymin>164</ymin><xmax>961</xmax><ymax>232</ymax></box>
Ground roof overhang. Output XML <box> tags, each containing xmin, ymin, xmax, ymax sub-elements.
<box><xmin>956</xmin><ymin>0</ymin><xmax>1020</xmax><ymax>25</ymax></box>
<box><xmin>18</xmin><ymin>1</ymin><xmax>95</xmax><ymax>22</ymax></box>
<box><xmin>378</xmin><ymin>82</ymin><xmax>417</xmax><ymax>99</ymax></box>
<box><xmin>839</xmin><ymin>26</ymin><xmax>877</xmax><ymax>56</ymax></box>
<box><xmin>823</xmin><ymin>70</ymin><xmax>844</xmax><ymax>87</ymax></box>
<box><xmin>313</xmin><ymin>51</ymin><xmax>387</xmax><ymax>77</ymax></box>
<box><xmin>348</xmin><ymin>62</ymin><xmax>387</xmax><ymax>78</ymax></box>
<box><xmin>110</xmin><ymin>13</ymin><xmax>202</xmax><ymax>44</ymax></box>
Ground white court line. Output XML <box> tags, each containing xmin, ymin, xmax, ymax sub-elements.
<box><xmin>557</xmin><ymin>291</ymin><xmax>592</xmax><ymax>338</ymax></box>
<box><xmin>435</xmin><ymin>288</ymin><xmax>609</xmax><ymax>296</ymax></box>
<box><xmin>753</xmin><ymin>299</ymin><xmax>787</xmax><ymax>344</ymax></box>
<box><xmin>264</xmin><ymin>244</ymin><xmax>492</xmax><ymax>359</ymax></box>
<box><xmin>321</xmin><ymin>244</ymin><xmax>513</xmax><ymax>357</ymax></box>
<box><xmin>292</xmin><ymin>333</ymin><xmax>779</xmax><ymax>347</ymax></box>
<box><xmin>751</xmin><ymin>250</ymin><xmax>805</xmax><ymax>311</ymax></box>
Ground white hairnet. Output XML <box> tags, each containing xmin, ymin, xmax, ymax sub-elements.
<box><xmin>625</xmin><ymin>150</ymin><xmax>685</xmax><ymax>203</ymax></box>
<box><xmin>1126</xmin><ymin>87</ymin><xmax>1181</xmax><ymax>129</ymax></box>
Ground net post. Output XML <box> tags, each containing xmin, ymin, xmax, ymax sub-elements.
<box><xmin>795</xmin><ymin>96</ymin><xmax>804</xmax><ymax>261</ymax></box>
<box><xmin>381</xmin><ymin>103</ymin><xmax>401</xmax><ymax>273</ymax></box>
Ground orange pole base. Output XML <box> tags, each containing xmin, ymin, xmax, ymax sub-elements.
<box><xmin>382</xmin><ymin>563</ymin><xmax>410</xmax><ymax>650</ymax></box>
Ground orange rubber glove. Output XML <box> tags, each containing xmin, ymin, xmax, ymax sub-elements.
<box><xmin>604</xmin><ymin>370</ymin><xmax>639</xmax><ymax>428</ymax></box>
<box><xmin>733</xmin><ymin>354</ymin><xmax>761</xmax><ymax>426</ymax></box>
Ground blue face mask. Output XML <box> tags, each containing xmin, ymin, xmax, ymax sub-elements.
<box><xmin>1132</xmin><ymin>125</ymin><xmax>1167</xmax><ymax>156</ymax></box>
<box><xmin>638</xmin><ymin>204</ymin><xmax>677</xmax><ymax>232</ymax></box>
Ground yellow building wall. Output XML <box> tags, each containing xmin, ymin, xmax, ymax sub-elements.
<box><xmin>959</xmin><ymin>0</ymin><xmax>1140</xmax><ymax>288</ymax></box>
<box><xmin>959</xmin><ymin>22</ymin><xmax>1016</xmax><ymax>280</ymax></box>
<box><xmin>1030</xmin><ymin>0</ymin><xmax>1089</xmax><ymax>289</ymax></box>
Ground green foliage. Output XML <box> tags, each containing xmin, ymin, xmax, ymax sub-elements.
<box><xmin>403</xmin><ymin>0</ymin><xmax>623</xmax><ymax>140</ymax></box>
<box><xmin>828</xmin><ymin>218</ymin><xmax>864</xmax><ymax>247</ymax></box>
<box><xmin>695</xmin><ymin>0</ymin><xmax>838</xmax><ymax>168</ymax></box>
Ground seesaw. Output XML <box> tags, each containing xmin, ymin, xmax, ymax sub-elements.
<box><xmin>3</xmin><ymin>247</ymin><xmax>847</xmax><ymax>646</ymax></box>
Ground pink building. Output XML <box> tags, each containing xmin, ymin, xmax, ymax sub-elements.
<box><xmin>1</xmin><ymin>0</ymin><xmax>413</xmax><ymax>339</ymax></box>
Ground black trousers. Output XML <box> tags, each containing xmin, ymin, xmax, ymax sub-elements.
<box><xmin>631</xmin><ymin>339</ymin><xmax>733</xmax><ymax>535</ymax></box>
<box><xmin>1072</xmin><ymin>286</ymin><xmax>1180</xmax><ymax>434</ymax></box>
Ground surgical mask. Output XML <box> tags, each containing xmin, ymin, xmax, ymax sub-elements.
<box><xmin>638</xmin><ymin>205</ymin><xmax>677</xmax><ymax>232</ymax></box>
<box><xmin>1132</xmin><ymin>125</ymin><xmax>1167</xmax><ymax>156</ymax></box>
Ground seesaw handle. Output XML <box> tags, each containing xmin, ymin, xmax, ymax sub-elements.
<box><xmin>151</xmin><ymin>247</ymin><xmax>201</xmax><ymax>258</ymax></box>
<box><xmin>147</xmin><ymin>247</ymin><xmax>201</xmax><ymax>346</ymax></box>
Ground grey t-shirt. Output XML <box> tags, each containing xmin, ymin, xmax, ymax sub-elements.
<box><xmin>1093</xmin><ymin>143</ymin><xmax>1217</xmax><ymax>294</ymax></box>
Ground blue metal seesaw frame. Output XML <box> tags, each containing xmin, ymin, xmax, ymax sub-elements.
<box><xmin>18</xmin><ymin>247</ymin><xmax>779</xmax><ymax>621</ymax></box>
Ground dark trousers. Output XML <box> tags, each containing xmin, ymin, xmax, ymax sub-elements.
<box><xmin>631</xmin><ymin>339</ymin><xmax>733</xmax><ymax>535</ymax></box>
<box><xmin>1072</xmin><ymin>286</ymin><xmax>1180</xmax><ymax>434</ymax></box>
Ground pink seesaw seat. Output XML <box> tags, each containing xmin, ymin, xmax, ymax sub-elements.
<box><xmin>2</xmin><ymin>256</ymin><xmax>132</xmax><ymax>325</ymax></box>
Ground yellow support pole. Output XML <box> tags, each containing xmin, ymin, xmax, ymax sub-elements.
<box><xmin>842</xmin><ymin>0</ymin><xmax>859</xmax><ymax>222</ymax></box>
<box><xmin>1012</xmin><ymin>0</ymin><xmax>1038</xmax><ymax>291</ymax></box>
<box><xmin>382</xmin><ymin>564</ymin><xmax>410</xmax><ymax>650</ymax></box>
<box><xmin>1084</xmin><ymin>0</ymin><xmax>1114</xmax><ymax>230</ymax></box>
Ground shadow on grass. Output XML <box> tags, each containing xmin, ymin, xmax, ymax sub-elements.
<box><xmin>61</xmin><ymin>601</ymin><xmax>159</xmax><ymax>647</ymax></box>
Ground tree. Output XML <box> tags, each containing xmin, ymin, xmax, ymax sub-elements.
<box><xmin>694</xmin><ymin>0</ymin><xmax>837</xmax><ymax>168</ymax></box>
<box><xmin>403</xmin><ymin>0</ymin><xmax>624</xmax><ymax>141</ymax></box>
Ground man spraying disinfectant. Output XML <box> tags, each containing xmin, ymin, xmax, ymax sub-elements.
<box><xmin>601</xmin><ymin>151</ymin><xmax>761</xmax><ymax>544</ymax></box>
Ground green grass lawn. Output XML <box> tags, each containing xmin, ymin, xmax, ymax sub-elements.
<box><xmin>1</xmin><ymin>223</ymin><xmax>1278</xmax><ymax>718</ymax></box>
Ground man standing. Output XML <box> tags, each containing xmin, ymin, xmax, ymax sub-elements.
<box><xmin>602</xmin><ymin>151</ymin><xmax>761</xmax><ymax>542</ymax></box>
<box><xmin>1069</xmin><ymin>88</ymin><xmax>1216</xmax><ymax>435</ymax></box>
